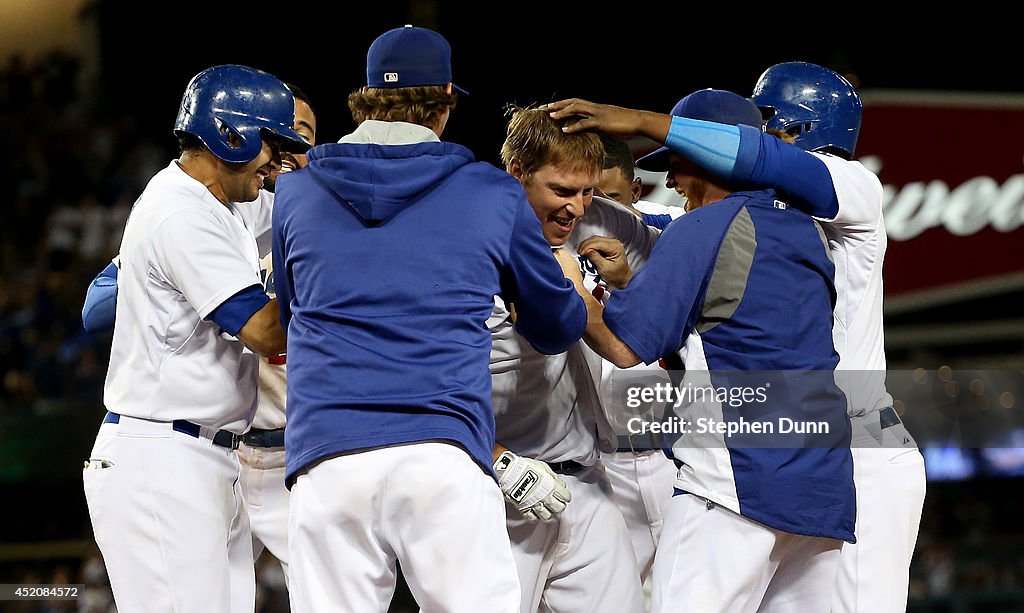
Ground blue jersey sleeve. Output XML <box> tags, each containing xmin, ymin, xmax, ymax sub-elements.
<box><xmin>740</xmin><ymin>128</ymin><xmax>840</xmax><ymax>219</ymax></box>
<box><xmin>82</xmin><ymin>261</ymin><xmax>119</xmax><ymax>333</ymax></box>
<box><xmin>501</xmin><ymin>195</ymin><xmax>586</xmax><ymax>355</ymax></box>
<box><xmin>603</xmin><ymin>207</ymin><xmax>729</xmax><ymax>364</ymax></box>
<box><xmin>641</xmin><ymin>212</ymin><xmax>673</xmax><ymax>230</ymax></box>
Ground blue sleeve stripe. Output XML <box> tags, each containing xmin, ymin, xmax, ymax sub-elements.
<box><xmin>665</xmin><ymin>116</ymin><xmax>741</xmax><ymax>179</ymax></box>
<box><xmin>206</xmin><ymin>284</ymin><xmax>270</xmax><ymax>336</ymax></box>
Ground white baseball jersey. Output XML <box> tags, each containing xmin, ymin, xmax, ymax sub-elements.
<box><xmin>634</xmin><ymin>199</ymin><xmax>685</xmax><ymax>221</ymax></box>
<box><xmin>489</xmin><ymin>197</ymin><xmax>659</xmax><ymax>463</ymax></box>
<box><xmin>105</xmin><ymin>161</ymin><xmax>263</xmax><ymax>432</ymax></box>
<box><xmin>568</xmin><ymin>196</ymin><xmax>661</xmax><ymax>435</ymax></box>
<box><xmin>812</xmin><ymin>154</ymin><xmax>927</xmax><ymax>613</ymax></box>
<box><xmin>813</xmin><ymin>154</ymin><xmax>892</xmax><ymax>417</ymax></box>
<box><xmin>231</xmin><ymin>188</ymin><xmax>275</xmax><ymax>258</ymax></box>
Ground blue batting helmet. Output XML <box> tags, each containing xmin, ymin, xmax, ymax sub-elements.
<box><xmin>174</xmin><ymin>65</ymin><xmax>311</xmax><ymax>164</ymax></box>
<box><xmin>751</xmin><ymin>62</ymin><xmax>862</xmax><ymax>159</ymax></box>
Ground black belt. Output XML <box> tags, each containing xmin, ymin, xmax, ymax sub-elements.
<box><xmin>879</xmin><ymin>406</ymin><xmax>901</xmax><ymax>429</ymax></box>
<box><xmin>104</xmin><ymin>411</ymin><xmax>240</xmax><ymax>449</ymax></box>
<box><xmin>548</xmin><ymin>460</ymin><xmax>587</xmax><ymax>474</ymax></box>
<box><xmin>240</xmin><ymin>427</ymin><xmax>286</xmax><ymax>448</ymax></box>
<box><xmin>616</xmin><ymin>431</ymin><xmax>662</xmax><ymax>453</ymax></box>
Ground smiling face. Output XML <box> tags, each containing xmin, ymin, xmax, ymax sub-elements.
<box><xmin>513</xmin><ymin>160</ymin><xmax>597</xmax><ymax>246</ymax></box>
<box><xmin>221</xmin><ymin>136</ymin><xmax>282</xmax><ymax>203</ymax></box>
<box><xmin>266</xmin><ymin>97</ymin><xmax>317</xmax><ymax>191</ymax></box>
<box><xmin>666</xmin><ymin>153</ymin><xmax>707</xmax><ymax>212</ymax></box>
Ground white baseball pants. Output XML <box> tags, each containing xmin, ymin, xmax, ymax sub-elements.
<box><xmin>833</xmin><ymin>432</ymin><xmax>926</xmax><ymax>612</ymax></box>
<box><xmin>506</xmin><ymin>462</ymin><xmax>645</xmax><ymax>613</ymax></box>
<box><xmin>603</xmin><ymin>449</ymin><xmax>677</xmax><ymax>604</ymax></box>
<box><xmin>237</xmin><ymin>445</ymin><xmax>289</xmax><ymax>581</ymax></box>
<box><xmin>83</xmin><ymin>416</ymin><xmax>254</xmax><ymax>613</ymax></box>
<box><xmin>652</xmin><ymin>493</ymin><xmax>843</xmax><ymax>613</ymax></box>
<box><xmin>288</xmin><ymin>442</ymin><xmax>520</xmax><ymax>613</ymax></box>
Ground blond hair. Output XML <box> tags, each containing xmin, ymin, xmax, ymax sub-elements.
<box><xmin>500</xmin><ymin>105</ymin><xmax>604</xmax><ymax>178</ymax></box>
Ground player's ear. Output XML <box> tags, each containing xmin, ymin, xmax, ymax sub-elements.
<box><xmin>507</xmin><ymin>158</ymin><xmax>526</xmax><ymax>182</ymax></box>
<box><xmin>630</xmin><ymin>177</ymin><xmax>642</xmax><ymax>204</ymax></box>
<box><xmin>446</xmin><ymin>83</ymin><xmax>453</xmax><ymax>94</ymax></box>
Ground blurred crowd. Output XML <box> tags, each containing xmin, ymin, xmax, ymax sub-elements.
<box><xmin>0</xmin><ymin>51</ymin><xmax>166</xmax><ymax>408</ymax></box>
<box><xmin>3</xmin><ymin>52</ymin><xmax>1024</xmax><ymax>613</ymax></box>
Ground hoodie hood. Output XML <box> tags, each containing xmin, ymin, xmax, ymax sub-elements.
<box><xmin>305</xmin><ymin>141</ymin><xmax>475</xmax><ymax>224</ymax></box>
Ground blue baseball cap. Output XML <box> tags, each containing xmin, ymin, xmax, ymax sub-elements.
<box><xmin>636</xmin><ymin>88</ymin><xmax>763</xmax><ymax>171</ymax></box>
<box><xmin>366</xmin><ymin>25</ymin><xmax>468</xmax><ymax>94</ymax></box>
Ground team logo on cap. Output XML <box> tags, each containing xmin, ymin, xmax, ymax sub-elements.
<box><xmin>384</xmin><ymin>72</ymin><xmax>399</xmax><ymax>82</ymax></box>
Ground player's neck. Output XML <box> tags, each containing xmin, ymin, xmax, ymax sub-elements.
<box><xmin>176</xmin><ymin>156</ymin><xmax>230</xmax><ymax>206</ymax></box>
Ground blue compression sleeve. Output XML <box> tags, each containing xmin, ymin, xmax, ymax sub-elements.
<box><xmin>664</xmin><ymin>116</ymin><xmax>743</xmax><ymax>179</ymax></box>
<box><xmin>666</xmin><ymin>118</ymin><xmax>840</xmax><ymax>219</ymax></box>
<box><xmin>207</xmin><ymin>285</ymin><xmax>270</xmax><ymax>336</ymax></box>
<box><xmin>641</xmin><ymin>212</ymin><xmax>673</xmax><ymax>230</ymax></box>
<box><xmin>82</xmin><ymin>262</ymin><xmax>119</xmax><ymax>333</ymax></box>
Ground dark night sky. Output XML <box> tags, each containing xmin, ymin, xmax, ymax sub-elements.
<box><xmin>92</xmin><ymin>1</ymin><xmax>1020</xmax><ymax>166</ymax></box>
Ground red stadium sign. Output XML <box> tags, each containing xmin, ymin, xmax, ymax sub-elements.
<box><xmin>859</xmin><ymin>91</ymin><xmax>1024</xmax><ymax>299</ymax></box>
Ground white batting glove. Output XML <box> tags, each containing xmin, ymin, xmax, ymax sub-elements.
<box><xmin>493</xmin><ymin>450</ymin><xmax>572</xmax><ymax>522</ymax></box>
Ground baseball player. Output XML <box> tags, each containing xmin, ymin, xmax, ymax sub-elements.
<box><xmin>273</xmin><ymin>26</ymin><xmax>586</xmax><ymax>613</ymax></box>
<box><xmin>490</xmin><ymin>106</ymin><xmax>655</xmax><ymax>613</ymax></box>
<box><xmin>591</xmin><ymin>134</ymin><xmax>680</xmax><ymax>601</ymax></box>
<box><xmin>550</xmin><ymin>64</ymin><xmax>927</xmax><ymax>612</ymax></box>
<box><xmin>81</xmin><ymin>65</ymin><xmax>309</xmax><ymax>613</ymax></box>
<box><xmin>749</xmin><ymin>63</ymin><xmax>926</xmax><ymax>613</ymax></box>
<box><xmin>552</xmin><ymin>89</ymin><xmax>856</xmax><ymax>612</ymax></box>
<box><xmin>81</xmin><ymin>84</ymin><xmax>318</xmax><ymax>583</ymax></box>
<box><xmin>596</xmin><ymin>134</ymin><xmax>683</xmax><ymax>230</ymax></box>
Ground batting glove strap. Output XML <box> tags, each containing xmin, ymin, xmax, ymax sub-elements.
<box><xmin>493</xmin><ymin>450</ymin><xmax>572</xmax><ymax>522</ymax></box>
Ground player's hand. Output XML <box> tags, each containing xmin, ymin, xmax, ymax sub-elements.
<box><xmin>578</xmin><ymin>236</ymin><xmax>632</xmax><ymax>289</ymax></box>
<box><xmin>544</xmin><ymin>99</ymin><xmax>673</xmax><ymax>145</ymax></box>
<box><xmin>543</xmin><ymin>99</ymin><xmax>650</xmax><ymax>140</ymax></box>
<box><xmin>493</xmin><ymin>450</ymin><xmax>572</xmax><ymax>522</ymax></box>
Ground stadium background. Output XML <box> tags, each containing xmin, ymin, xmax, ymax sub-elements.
<box><xmin>1</xmin><ymin>1</ymin><xmax>1022</xmax><ymax>611</ymax></box>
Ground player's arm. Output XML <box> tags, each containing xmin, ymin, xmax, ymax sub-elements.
<box><xmin>82</xmin><ymin>260</ymin><xmax>119</xmax><ymax>333</ymax></box>
<box><xmin>206</xmin><ymin>288</ymin><xmax>286</xmax><ymax>356</ymax></box>
<box><xmin>547</xmin><ymin>99</ymin><xmax>847</xmax><ymax>222</ymax></box>
<box><xmin>586</xmin><ymin>213</ymin><xmax>715</xmax><ymax>368</ymax></box>
<box><xmin>500</xmin><ymin>194</ymin><xmax>586</xmax><ymax>356</ymax></box>
<box><xmin>553</xmin><ymin>246</ymin><xmax>641</xmax><ymax>367</ymax></box>
<box><xmin>642</xmin><ymin>212</ymin><xmax>673</xmax><ymax>230</ymax></box>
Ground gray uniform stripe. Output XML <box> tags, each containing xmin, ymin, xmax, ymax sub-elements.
<box><xmin>696</xmin><ymin>206</ymin><xmax>757</xmax><ymax>334</ymax></box>
<box><xmin>812</xmin><ymin>217</ymin><xmax>834</xmax><ymax>264</ymax></box>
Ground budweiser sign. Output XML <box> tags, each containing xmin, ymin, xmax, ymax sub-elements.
<box><xmin>858</xmin><ymin>91</ymin><xmax>1024</xmax><ymax>297</ymax></box>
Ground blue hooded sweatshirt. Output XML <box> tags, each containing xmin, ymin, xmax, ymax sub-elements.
<box><xmin>272</xmin><ymin>129</ymin><xmax>586</xmax><ymax>484</ymax></box>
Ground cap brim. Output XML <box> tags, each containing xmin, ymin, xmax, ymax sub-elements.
<box><xmin>635</xmin><ymin>146</ymin><xmax>669</xmax><ymax>172</ymax></box>
<box><xmin>453</xmin><ymin>83</ymin><xmax>469</xmax><ymax>96</ymax></box>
